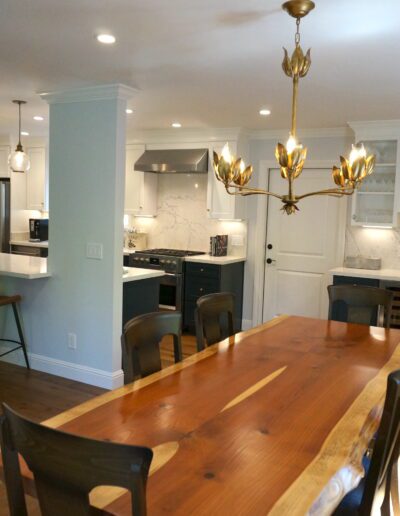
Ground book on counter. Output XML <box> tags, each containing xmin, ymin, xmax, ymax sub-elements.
<box><xmin>210</xmin><ymin>235</ymin><xmax>228</xmax><ymax>257</ymax></box>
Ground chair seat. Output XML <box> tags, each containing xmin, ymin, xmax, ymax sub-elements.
<box><xmin>0</xmin><ymin>294</ymin><xmax>22</xmax><ymax>306</ymax></box>
<box><xmin>0</xmin><ymin>295</ymin><xmax>21</xmax><ymax>307</ymax></box>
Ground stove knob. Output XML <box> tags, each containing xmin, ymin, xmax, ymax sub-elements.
<box><xmin>166</xmin><ymin>260</ymin><xmax>171</xmax><ymax>264</ymax></box>
<box><xmin>145</xmin><ymin>258</ymin><xmax>149</xmax><ymax>262</ymax></box>
<box><xmin>160</xmin><ymin>260</ymin><xmax>164</xmax><ymax>264</ymax></box>
<box><xmin>172</xmin><ymin>260</ymin><xmax>176</xmax><ymax>265</ymax></box>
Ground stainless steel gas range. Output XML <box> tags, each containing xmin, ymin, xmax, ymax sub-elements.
<box><xmin>129</xmin><ymin>248</ymin><xmax>205</xmax><ymax>311</ymax></box>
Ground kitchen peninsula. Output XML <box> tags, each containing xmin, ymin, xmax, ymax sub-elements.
<box><xmin>0</xmin><ymin>252</ymin><xmax>164</xmax><ymax>328</ymax></box>
<box><xmin>0</xmin><ymin>253</ymin><xmax>50</xmax><ymax>279</ymax></box>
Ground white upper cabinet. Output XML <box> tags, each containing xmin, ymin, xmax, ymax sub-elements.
<box><xmin>125</xmin><ymin>144</ymin><xmax>157</xmax><ymax>217</ymax></box>
<box><xmin>0</xmin><ymin>146</ymin><xmax>11</xmax><ymax>177</ymax></box>
<box><xmin>207</xmin><ymin>140</ymin><xmax>246</xmax><ymax>220</ymax></box>
<box><xmin>349</xmin><ymin>121</ymin><xmax>400</xmax><ymax>227</ymax></box>
<box><xmin>26</xmin><ymin>147</ymin><xmax>46</xmax><ymax>211</ymax></box>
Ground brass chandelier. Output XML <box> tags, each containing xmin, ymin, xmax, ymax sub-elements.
<box><xmin>213</xmin><ymin>0</ymin><xmax>375</xmax><ymax>214</ymax></box>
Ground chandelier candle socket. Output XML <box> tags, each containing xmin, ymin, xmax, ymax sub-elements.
<box><xmin>213</xmin><ymin>0</ymin><xmax>375</xmax><ymax>214</ymax></box>
<box><xmin>213</xmin><ymin>143</ymin><xmax>253</xmax><ymax>188</ymax></box>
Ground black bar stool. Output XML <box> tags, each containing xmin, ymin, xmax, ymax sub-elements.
<box><xmin>0</xmin><ymin>295</ymin><xmax>29</xmax><ymax>368</ymax></box>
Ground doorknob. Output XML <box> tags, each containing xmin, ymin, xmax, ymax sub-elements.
<box><xmin>266</xmin><ymin>258</ymin><xmax>276</xmax><ymax>264</ymax></box>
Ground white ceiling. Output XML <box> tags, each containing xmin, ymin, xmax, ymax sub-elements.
<box><xmin>0</xmin><ymin>0</ymin><xmax>399</xmax><ymax>136</ymax></box>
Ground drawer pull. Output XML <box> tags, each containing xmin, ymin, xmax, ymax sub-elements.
<box><xmin>200</xmin><ymin>268</ymin><xmax>204</xmax><ymax>272</ymax></box>
<box><xmin>199</xmin><ymin>288</ymin><xmax>204</xmax><ymax>292</ymax></box>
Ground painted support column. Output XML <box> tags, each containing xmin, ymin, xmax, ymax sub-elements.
<box><xmin>0</xmin><ymin>84</ymin><xmax>136</xmax><ymax>389</ymax></box>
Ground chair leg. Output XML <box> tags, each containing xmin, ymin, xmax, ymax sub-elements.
<box><xmin>11</xmin><ymin>303</ymin><xmax>29</xmax><ymax>369</ymax></box>
<box><xmin>173</xmin><ymin>335</ymin><xmax>182</xmax><ymax>363</ymax></box>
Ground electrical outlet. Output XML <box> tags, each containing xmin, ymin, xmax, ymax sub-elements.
<box><xmin>86</xmin><ymin>242</ymin><xmax>103</xmax><ymax>260</ymax></box>
<box><xmin>67</xmin><ymin>333</ymin><xmax>77</xmax><ymax>350</ymax></box>
<box><xmin>231</xmin><ymin>234</ymin><xmax>244</xmax><ymax>246</ymax></box>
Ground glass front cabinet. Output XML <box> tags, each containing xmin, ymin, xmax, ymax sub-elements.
<box><xmin>350</xmin><ymin>122</ymin><xmax>400</xmax><ymax>227</ymax></box>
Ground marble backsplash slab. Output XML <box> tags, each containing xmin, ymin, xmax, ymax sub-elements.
<box><xmin>131</xmin><ymin>174</ymin><xmax>247</xmax><ymax>256</ymax></box>
<box><xmin>345</xmin><ymin>226</ymin><xmax>400</xmax><ymax>269</ymax></box>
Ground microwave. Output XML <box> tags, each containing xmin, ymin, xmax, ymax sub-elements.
<box><xmin>29</xmin><ymin>219</ymin><xmax>49</xmax><ymax>242</ymax></box>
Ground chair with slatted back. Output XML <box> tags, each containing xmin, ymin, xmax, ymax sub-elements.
<box><xmin>0</xmin><ymin>403</ymin><xmax>153</xmax><ymax>516</ymax></box>
<box><xmin>328</xmin><ymin>285</ymin><xmax>393</xmax><ymax>328</ymax></box>
<box><xmin>0</xmin><ymin>295</ymin><xmax>29</xmax><ymax>368</ymax></box>
<box><xmin>333</xmin><ymin>369</ymin><xmax>400</xmax><ymax>515</ymax></box>
<box><xmin>121</xmin><ymin>311</ymin><xmax>182</xmax><ymax>384</ymax></box>
<box><xmin>194</xmin><ymin>292</ymin><xmax>235</xmax><ymax>351</ymax></box>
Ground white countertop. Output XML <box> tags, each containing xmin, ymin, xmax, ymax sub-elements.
<box><xmin>185</xmin><ymin>254</ymin><xmax>246</xmax><ymax>265</ymax></box>
<box><xmin>10</xmin><ymin>239</ymin><xmax>49</xmax><ymax>248</ymax></box>
<box><xmin>10</xmin><ymin>241</ymin><xmax>135</xmax><ymax>255</ymax></box>
<box><xmin>0</xmin><ymin>253</ymin><xmax>50</xmax><ymax>279</ymax></box>
<box><xmin>123</xmin><ymin>267</ymin><xmax>164</xmax><ymax>283</ymax></box>
<box><xmin>330</xmin><ymin>267</ymin><xmax>400</xmax><ymax>282</ymax></box>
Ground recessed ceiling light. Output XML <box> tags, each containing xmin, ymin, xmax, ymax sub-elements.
<box><xmin>126</xmin><ymin>108</ymin><xmax>133</xmax><ymax>114</ymax></box>
<box><xmin>21</xmin><ymin>131</ymin><xmax>29</xmax><ymax>136</ymax></box>
<box><xmin>259</xmin><ymin>109</ymin><xmax>271</xmax><ymax>116</ymax></box>
<box><xmin>33</xmin><ymin>115</ymin><xmax>44</xmax><ymax>121</ymax></box>
<box><xmin>172</xmin><ymin>122</ymin><xmax>182</xmax><ymax>128</ymax></box>
<box><xmin>96</xmin><ymin>34</ymin><xmax>116</xmax><ymax>44</ymax></box>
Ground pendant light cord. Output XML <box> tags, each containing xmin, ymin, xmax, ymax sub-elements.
<box><xmin>18</xmin><ymin>101</ymin><xmax>21</xmax><ymax>146</ymax></box>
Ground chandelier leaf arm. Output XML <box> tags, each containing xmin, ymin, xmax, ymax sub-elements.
<box><xmin>222</xmin><ymin>184</ymin><xmax>284</xmax><ymax>200</ymax></box>
<box><xmin>295</xmin><ymin>187</ymin><xmax>356</xmax><ymax>201</ymax></box>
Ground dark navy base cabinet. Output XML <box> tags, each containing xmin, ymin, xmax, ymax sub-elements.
<box><xmin>122</xmin><ymin>278</ymin><xmax>160</xmax><ymax>327</ymax></box>
<box><xmin>184</xmin><ymin>261</ymin><xmax>245</xmax><ymax>333</ymax></box>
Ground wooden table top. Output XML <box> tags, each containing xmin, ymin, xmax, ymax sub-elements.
<box><xmin>15</xmin><ymin>316</ymin><xmax>400</xmax><ymax>514</ymax></box>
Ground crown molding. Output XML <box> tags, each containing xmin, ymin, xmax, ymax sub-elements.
<box><xmin>40</xmin><ymin>84</ymin><xmax>138</xmax><ymax>104</ymax></box>
<box><xmin>127</xmin><ymin>127</ymin><xmax>244</xmax><ymax>145</ymax></box>
<box><xmin>249</xmin><ymin>126</ymin><xmax>353</xmax><ymax>140</ymax></box>
<box><xmin>348</xmin><ymin>120</ymin><xmax>400</xmax><ymax>140</ymax></box>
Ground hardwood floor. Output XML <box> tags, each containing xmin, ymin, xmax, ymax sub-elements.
<box><xmin>0</xmin><ymin>334</ymin><xmax>197</xmax><ymax>515</ymax></box>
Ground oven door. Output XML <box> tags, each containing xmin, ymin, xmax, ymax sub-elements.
<box><xmin>159</xmin><ymin>273</ymin><xmax>182</xmax><ymax>312</ymax></box>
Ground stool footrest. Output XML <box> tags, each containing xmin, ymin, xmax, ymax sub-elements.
<box><xmin>0</xmin><ymin>346</ymin><xmax>25</xmax><ymax>359</ymax></box>
<box><xmin>0</xmin><ymin>338</ymin><xmax>24</xmax><ymax>346</ymax></box>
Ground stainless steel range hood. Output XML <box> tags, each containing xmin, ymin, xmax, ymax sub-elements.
<box><xmin>134</xmin><ymin>148</ymin><xmax>208</xmax><ymax>174</ymax></box>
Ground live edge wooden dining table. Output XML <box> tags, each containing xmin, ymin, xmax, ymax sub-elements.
<box><xmin>5</xmin><ymin>315</ymin><xmax>400</xmax><ymax>515</ymax></box>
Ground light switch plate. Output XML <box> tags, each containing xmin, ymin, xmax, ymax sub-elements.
<box><xmin>86</xmin><ymin>242</ymin><xmax>103</xmax><ymax>260</ymax></box>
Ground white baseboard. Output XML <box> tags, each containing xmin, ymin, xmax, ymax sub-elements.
<box><xmin>1</xmin><ymin>351</ymin><xmax>123</xmax><ymax>390</ymax></box>
<box><xmin>241</xmin><ymin>319</ymin><xmax>253</xmax><ymax>331</ymax></box>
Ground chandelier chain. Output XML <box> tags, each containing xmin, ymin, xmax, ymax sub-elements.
<box><xmin>295</xmin><ymin>18</ymin><xmax>301</xmax><ymax>45</ymax></box>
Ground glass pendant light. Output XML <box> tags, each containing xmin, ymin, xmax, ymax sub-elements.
<box><xmin>9</xmin><ymin>100</ymin><xmax>30</xmax><ymax>173</ymax></box>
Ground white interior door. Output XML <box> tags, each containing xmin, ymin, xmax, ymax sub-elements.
<box><xmin>262</xmin><ymin>168</ymin><xmax>346</xmax><ymax>322</ymax></box>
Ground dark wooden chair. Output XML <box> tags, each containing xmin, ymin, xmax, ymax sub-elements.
<box><xmin>0</xmin><ymin>403</ymin><xmax>153</xmax><ymax>516</ymax></box>
<box><xmin>333</xmin><ymin>369</ymin><xmax>400</xmax><ymax>515</ymax></box>
<box><xmin>121</xmin><ymin>311</ymin><xmax>182</xmax><ymax>383</ymax></box>
<box><xmin>0</xmin><ymin>295</ymin><xmax>29</xmax><ymax>368</ymax></box>
<box><xmin>194</xmin><ymin>292</ymin><xmax>235</xmax><ymax>351</ymax></box>
<box><xmin>327</xmin><ymin>285</ymin><xmax>393</xmax><ymax>328</ymax></box>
